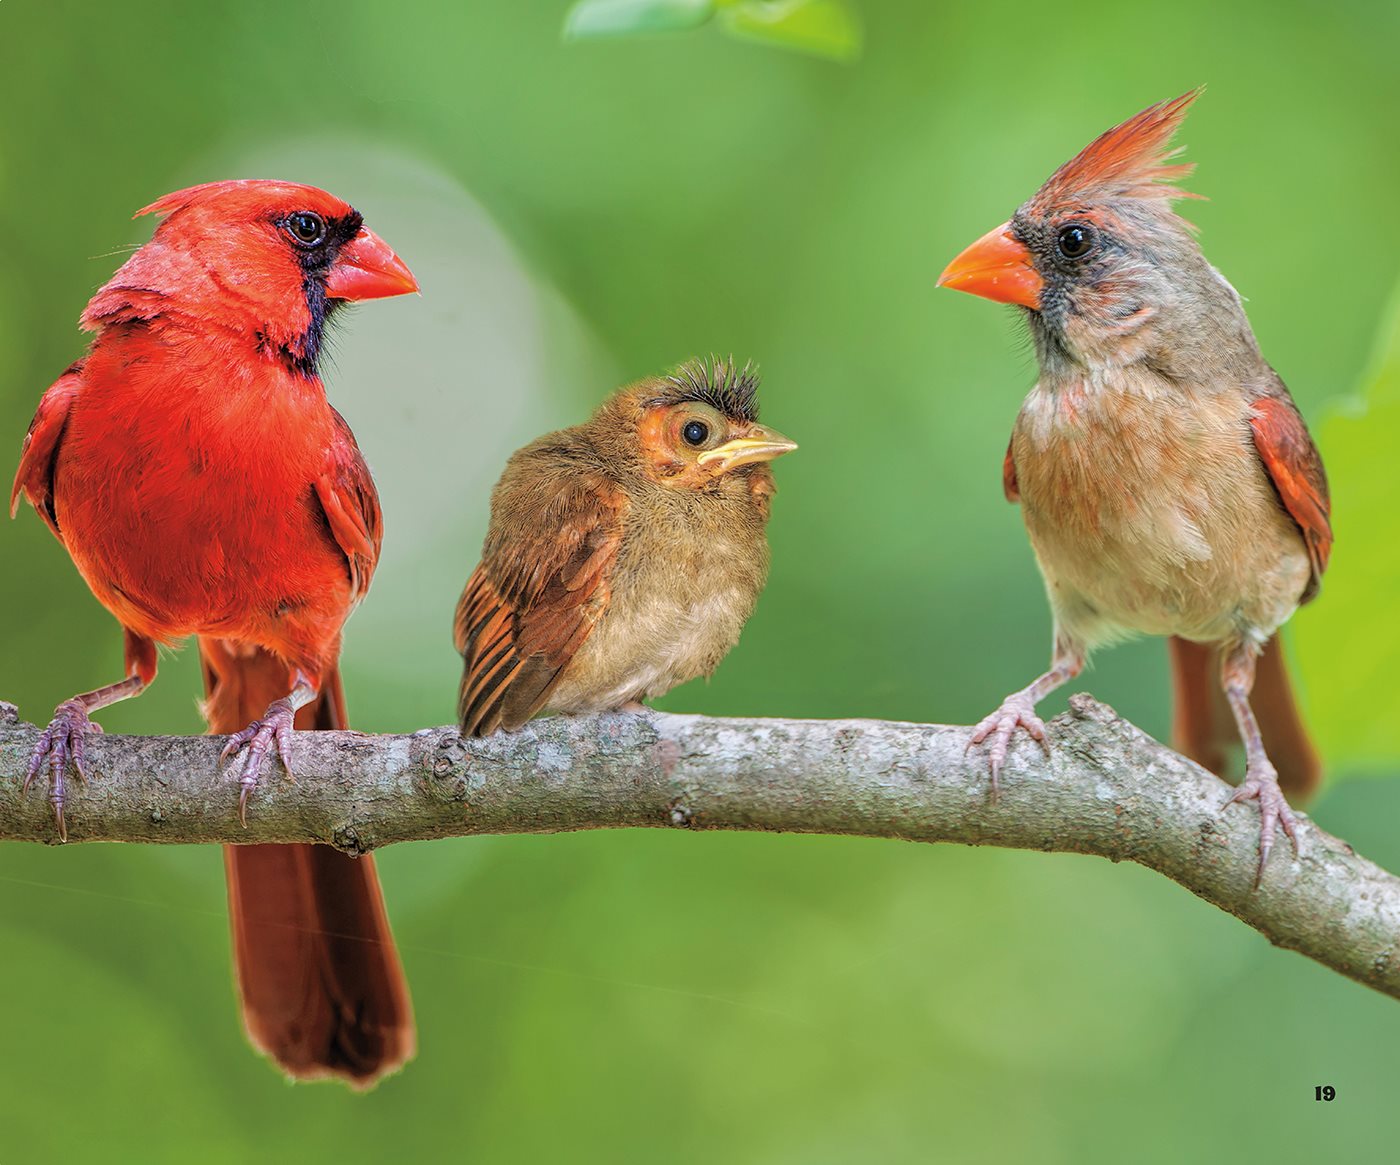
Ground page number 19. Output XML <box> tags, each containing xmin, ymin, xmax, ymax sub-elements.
<box><xmin>1314</xmin><ymin>1085</ymin><xmax>1336</xmax><ymax>1102</ymax></box>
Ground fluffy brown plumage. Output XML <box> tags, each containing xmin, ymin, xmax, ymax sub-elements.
<box><xmin>455</xmin><ymin>360</ymin><xmax>796</xmax><ymax>735</ymax></box>
<box><xmin>938</xmin><ymin>92</ymin><xmax>1332</xmax><ymax>884</ymax></box>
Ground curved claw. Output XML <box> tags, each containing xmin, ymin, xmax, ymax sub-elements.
<box><xmin>1223</xmin><ymin>761</ymin><xmax>1300</xmax><ymax>888</ymax></box>
<box><xmin>221</xmin><ymin>697</ymin><xmax>298</xmax><ymax>827</ymax></box>
<box><xmin>24</xmin><ymin>698</ymin><xmax>99</xmax><ymax>842</ymax></box>
<box><xmin>967</xmin><ymin>693</ymin><xmax>1051</xmax><ymax>799</ymax></box>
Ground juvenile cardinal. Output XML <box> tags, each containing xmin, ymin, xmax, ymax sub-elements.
<box><xmin>937</xmin><ymin>91</ymin><xmax>1331</xmax><ymax>882</ymax></box>
<box><xmin>11</xmin><ymin>180</ymin><xmax>418</xmax><ymax>1085</ymax></box>
<box><xmin>455</xmin><ymin>360</ymin><xmax>795</xmax><ymax>733</ymax></box>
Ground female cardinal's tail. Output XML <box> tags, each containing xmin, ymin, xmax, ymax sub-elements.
<box><xmin>199</xmin><ymin>639</ymin><xmax>415</xmax><ymax>1089</ymax></box>
<box><xmin>1168</xmin><ymin>635</ymin><xmax>1321</xmax><ymax>801</ymax></box>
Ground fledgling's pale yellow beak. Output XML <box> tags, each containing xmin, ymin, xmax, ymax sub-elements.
<box><xmin>696</xmin><ymin>424</ymin><xmax>798</xmax><ymax>473</ymax></box>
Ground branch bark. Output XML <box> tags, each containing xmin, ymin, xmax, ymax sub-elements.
<box><xmin>2</xmin><ymin>694</ymin><xmax>1397</xmax><ymax>1001</ymax></box>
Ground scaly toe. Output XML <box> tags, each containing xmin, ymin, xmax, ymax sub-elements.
<box><xmin>24</xmin><ymin>700</ymin><xmax>98</xmax><ymax>841</ymax></box>
<box><xmin>967</xmin><ymin>697</ymin><xmax>1051</xmax><ymax>795</ymax></box>
<box><xmin>1222</xmin><ymin>763</ymin><xmax>1300</xmax><ymax>887</ymax></box>
<box><xmin>219</xmin><ymin>724</ymin><xmax>258</xmax><ymax>763</ymax></box>
<box><xmin>238</xmin><ymin>768</ymin><xmax>257</xmax><ymax>828</ymax></box>
<box><xmin>222</xmin><ymin>700</ymin><xmax>298</xmax><ymax>824</ymax></box>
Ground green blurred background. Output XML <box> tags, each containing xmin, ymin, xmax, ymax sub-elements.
<box><xmin>3</xmin><ymin>1</ymin><xmax>1399</xmax><ymax>1159</ymax></box>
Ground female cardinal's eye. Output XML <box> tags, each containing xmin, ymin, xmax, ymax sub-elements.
<box><xmin>1057</xmin><ymin>223</ymin><xmax>1095</xmax><ymax>259</ymax></box>
<box><xmin>682</xmin><ymin>420</ymin><xmax>710</xmax><ymax>447</ymax></box>
<box><xmin>286</xmin><ymin>212</ymin><xmax>327</xmax><ymax>247</ymax></box>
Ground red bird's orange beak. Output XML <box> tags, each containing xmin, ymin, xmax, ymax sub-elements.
<box><xmin>937</xmin><ymin>223</ymin><xmax>1043</xmax><ymax>310</ymax></box>
<box><xmin>326</xmin><ymin>227</ymin><xmax>419</xmax><ymax>301</ymax></box>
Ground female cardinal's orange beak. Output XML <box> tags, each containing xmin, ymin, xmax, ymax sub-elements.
<box><xmin>326</xmin><ymin>227</ymin><xmax>419</xmax><ymax>301</ymax></box>
<box><xmin>937</xmin><ymin>223</ymin><xmax>1043</xmax><ymax>310</ymax></box>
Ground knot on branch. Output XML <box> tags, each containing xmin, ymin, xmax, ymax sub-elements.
<box><xmin>420</xmin><ymin>731</ymin><xmax>472</xmax><ymax>802</ymax></box>
<box><xmin>331</xmin><ymin>823</ymin><xmax>370</xmax><ymax>857</ymax></box>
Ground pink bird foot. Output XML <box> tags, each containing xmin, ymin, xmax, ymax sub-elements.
<box><xmin>25</xmin><ymin>698</ymin><xmax>103</xmax><ymax>842</ymax></box>
<box><xmin>967</xmin><ymin>692</ymin><xmax>1051</xmax><ymax>797</ymax></box>
<box><xmin>221</xmin><ymin>696</ymin><xmax>298</xmax><ymax>826</ymax></box>
<box><xmin>1224</xmin><ymin>759</ymin><xmax>1300</xmax><ymax>888</ymax></box>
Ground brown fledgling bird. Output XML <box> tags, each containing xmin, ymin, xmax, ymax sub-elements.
<box><xmin>454</xmin><ymin>360</ymin><xmax>795</xmax><ymax>734</ymax></box>
<box><xmin>937</xmin><ymin>91</ymin><xmax>1331</xmax><ymax>882</ymax></box>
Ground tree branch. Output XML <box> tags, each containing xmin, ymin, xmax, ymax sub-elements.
<box><xmin>2</xmin><ymin>694</ymin><xmax>1396</xmax><ymax>1001</ymax></box>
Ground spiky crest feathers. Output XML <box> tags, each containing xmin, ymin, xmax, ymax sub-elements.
<box><xmin>648</xmin><ymin>357</ymin><xmax>761</xmax><ymax>423</ymax></box>
<box><xmin>1029</xmin><ymin>89</ymin><xmax>1205</xmax><ymax>213</ymax></box>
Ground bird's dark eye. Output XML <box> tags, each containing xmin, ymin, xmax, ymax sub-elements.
<box><xmin>682</xmin><ymin>420</ymin><xmax>710</xmax><ymax>447</ymax></box>
<box><xmin>1057</xmin><ymin>223</ymin><xmax>1096</xmax><ymax>260</ymax></box>
<box><xmin>286</xmin><ymin>212</ymin><xmax>327</xmax><ymax>247</ymax></box>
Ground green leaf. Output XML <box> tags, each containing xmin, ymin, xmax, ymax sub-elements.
<box><xmin>718</xmin><ymin>0</ymin><xmax>863</xmax><ymax>61</ymax></box>
<box><xmin>563</xmin><ymin>0</ymin><xmax>716</xmax><ymax>39</ymax></box>
<box><xmin>1293</xmin><ymin>281</ymin><xmax>1400</xmax><ymax>777</ymax></box>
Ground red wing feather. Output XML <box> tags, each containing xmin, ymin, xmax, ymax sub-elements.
<box><xmin>1249</xmin><ymin>396</ymin><xmax>1332</xmax><ymax>600</ymax></box>
<box><xmin>313</xmin><ymin>407</ymin><xmax>383</xmax><ymax>606</ymax></box>
<box><xmin>1002</xmin><ymin>437</ymin><xmax>1019</xmax><ymax>503</ymax></box>
<box><xmin>11</xmin><ymin>362</ymin><xmax>84</xmax><ymax>536</ymax></box>
<box><xmin>455</xmin><ymin>472</ymin><xmax>627</xmax><ymax>735</ymax></box>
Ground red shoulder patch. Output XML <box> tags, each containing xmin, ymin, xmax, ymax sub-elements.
<box><xmin>1249</xmin><ymin>396</ymin><xmax>1332</xmax><ymax>599</ymax></box>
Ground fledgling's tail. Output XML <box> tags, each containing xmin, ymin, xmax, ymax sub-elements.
<box><xmin>1168</xmin><ymin>634</ymin><xmax>1321</xmax><ymax>801</ymax></box>
<box><xmin>200</xmin><ymin>639</ymin><xmax>415</xmax><ymax>1088</ymax></box>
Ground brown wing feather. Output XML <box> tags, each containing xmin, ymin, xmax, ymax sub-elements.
<box><xmin>313</xmin><ymin>407</ymin><xmax>383</xmax><ymax>606</ymax></box>
<box><xmin>455</xmin><ymin>470</ymin><xmax>626</xmax><ymax>736</ymax></box>
<box><xmin>11</xmin><ymin>361</ymin><xmax>85</xmax><ymax>535</ymax></box>
<box><xmin>1248</xmin><ymin>395</ymin><xmax>1332</xmax><ymax>601</ymax></box>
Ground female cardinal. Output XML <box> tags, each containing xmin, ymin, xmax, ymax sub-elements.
<box><xmin>11</xmin><ymin>180</ymin><xmax>418</xmax><ymax>1085</ymax></box>
<box><xmin>937</xmin><ymin>91</ymin><xmax>1331</xmax><ymax>883</ymax></box>
<box><xmin>455</xmin><ymin>360</ymin><xmax>796</xmax><ymax>734</ymax></box>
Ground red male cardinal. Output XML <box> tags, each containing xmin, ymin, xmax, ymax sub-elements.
<box><xmin>937</xmin><ymin>91</ymin><xmax>1331</xmax><ymax>883</ymax></box>
<box><xmin>11</xmin><ymin>180</ymin><xmax>418</xmax><ymax>1085</ymax></box>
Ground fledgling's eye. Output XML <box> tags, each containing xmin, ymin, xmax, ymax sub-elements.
<box><xmin>661</xmin><ymin>402</ymin><xmax>724</xmax><ymax>456</ymax></box>
<box><xmin>1057</xmin><ymin>223</ymin><xmax>1096</xmax><ymax>260</ymax></box>
<box><xmin>286</xmin><ymin>212</ymin><xmax>327</xmax><ymax>247</ymax></box>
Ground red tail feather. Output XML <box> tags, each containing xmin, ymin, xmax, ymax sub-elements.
<box><xmin>201</xmin><ymin>641</ymin><xmax>415</xmax><ymax>1088</ymax></box>
<box><xmin>1168</xmin><ymin>634</ymin><xmax>1321</xmax><ymax>801</ymax></box>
